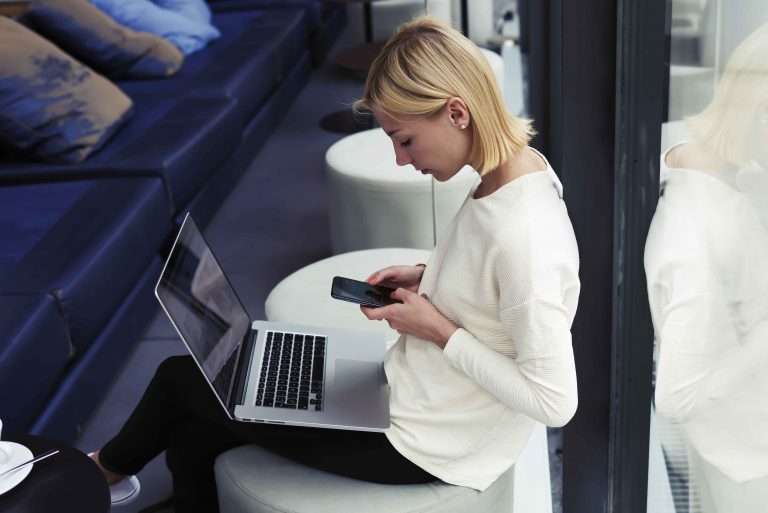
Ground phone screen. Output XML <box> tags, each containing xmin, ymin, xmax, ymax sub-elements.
<box><xmin>331</xmin><ymin>277</ymin><xmax>399</xmax><ymax>308</ymax></box>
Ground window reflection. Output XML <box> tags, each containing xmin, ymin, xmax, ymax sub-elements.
<box><xmin>646</xmin><ymin>19</ymin><xmax>768</xmax><ymax>513</ymax></box>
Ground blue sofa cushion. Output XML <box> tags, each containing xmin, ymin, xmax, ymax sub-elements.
<box><xmin>22</xmin><ymin>0</ymin><xmax>183</xmax><ymax>79</ymax></box>
<box><xmin>0</xmin><ymin>294</ymin><xmax>71</xmax><ymax>434</ymax></box>
<box><xmin>119</xmin><ymin>8</ymin><xmax>307</xmax><ymax>121</ymax></box>
<box><xmin>0</xmin><ymin>94</ymin><xmax>241</xmax><ymax>211</ymax></box>
<box><xmin>0</xmin><ymin>181</ymin><xmax>87</xmax><ymax>271</ymax></box>
<box><xmin>0</xmin><ymin>17</ymin><xmax>133</xmax><ymax>163</ymax></box>
<box><xmin>103</xmin><ymin>94</ymin><xmax>242</xmax><ymax>208</ymax></box>
<box><xmin>209</xmin><ymin>0</ymin><xmax>322</xmax><ymax>31</ymax></box>
<box><xmin>91</xmin><ymin>0</ymin><xmax>221</xmax><ymax>55</ymax></box>
<box><xmin>0</xmin><ymin>178</ymin><xmax>171</xmax><ymax>354</ymax></box>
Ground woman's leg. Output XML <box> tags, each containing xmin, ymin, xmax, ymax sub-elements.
<box><xmin>97</xmin><ymin>355</ymin><xmax>436</xmax><ymax>513</ymax></box>
<box><xmin>267</xmin><ymin>429</ymin><xmax>436</xmax><ymax>485</ymax></box>
<box><xmin>163</xmin><ymin>421</ymin><xmax>436</xmax><ymax>513</ymax></box>
<box><xmin>164</xmin><ymin>416</ymin><xmax>245</xmax><ymax>513</ymax></box>
<box><xmin>97</xmin><ymin>355</ymin><xmax>230</xmax><ymax>476</ymax></box>
<box><xmin>97</xmin><ymin>355</ymin><xmax>340</xmax><ymax>476</ymax></box>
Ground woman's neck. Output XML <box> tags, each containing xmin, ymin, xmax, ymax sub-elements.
<box><xmin>474</xmin><ymin>147</ymin><xmax>546</xmax><ymax>199</ymax></box>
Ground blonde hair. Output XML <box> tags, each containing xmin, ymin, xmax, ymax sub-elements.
<box><xmin>686</xmin><ymin>23</ymin><xmax>768</xmax><ymax>166</ymax></box>
<box><xmin>354</xmin><ymin>16</ymin><xmax>534</xmax><ymax>175</ymax></box>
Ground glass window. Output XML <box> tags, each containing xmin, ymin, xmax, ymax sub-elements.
<box><xmin>646</xmin><ymin>2</ymin><xmax>768</xmax><ymax>512</ymax></box>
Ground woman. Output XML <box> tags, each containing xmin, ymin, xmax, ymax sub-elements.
<box><xmin>90</xmin><ymin>17</ymin><xmax>580</xmax><ymax>511</ymax></box>
<box><xmin>645</xmin><ymin>23</ymin><xmax>768</xmax><ymax>513</ymax></box>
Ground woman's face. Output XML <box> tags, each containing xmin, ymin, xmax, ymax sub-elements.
<box><xmin>373</xmin><ymin>99</ymin><xmax>472</xmax><ymax>182</ymax></box>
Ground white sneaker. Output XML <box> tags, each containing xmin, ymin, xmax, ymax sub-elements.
<box><xmin>110</xmin><ymin>475</ymin><xmax>141</xmax><ymax>506</ymax></box>
<box><xmin>86</xmin><ymin>452</ymin><xmax>141</xmax><ymax>506</ymax></box>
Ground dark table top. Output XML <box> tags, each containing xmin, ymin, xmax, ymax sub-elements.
<box><xmin>0</xmin><ymin>435</ymin><xmax>109</xmax><ymax>513</ymax></box>
<box><xmin>334</xmin><ymin>41</ymin><xmax>386</xmax><ymax>74</ymax></box>
<box><xmin>0</xmin><ymin>1</ymin><xmax>30</xmax><ymax>17</ymax></box>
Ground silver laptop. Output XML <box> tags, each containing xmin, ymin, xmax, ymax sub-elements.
<box><xmin>155</xmin><ymin>214</ymin><xmax>390</xmax><ymax>431</ymax></box>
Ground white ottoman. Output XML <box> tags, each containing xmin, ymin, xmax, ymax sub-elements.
<box><xmin>346</xmin><ymin>0</ymin><xmax>452</xmax><ymax>43</ymax></box>
<box><xmin>479</xmin><ymin>47</ymin><xmax>504</xmax><ymax>90</ymax></box>
<box><xmin>215</xmin><ymin>447</ymin><xmax>515</xmax><ymax>513</ymax></box>
<box><xmin>266</xmin><ymin>248</ymin><xmax>431</xmax><ymax>343</ymax></box>
<box><xmin>668</xmin><ymin>65</ymin><xmax>714</xmax><ymax>121</ymax></box>
<box><xmin>326</xmin><ymin>129</ymin><xmax>478</xmax><ymax>253</ymax></box>
<box><xmin>450</xmin><ymin>0</ymin><xmax>496</xmax><ymax>46</ymax></box>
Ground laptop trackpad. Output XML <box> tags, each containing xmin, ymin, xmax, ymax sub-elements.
<box><xmin>333</xmin><ymin>359</ymin><xmax>384</xmax><ymax>408</ymax></box>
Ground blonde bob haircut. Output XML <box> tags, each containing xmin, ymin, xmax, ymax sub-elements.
<box><xmin>686</xmin><ymin>23</ymin><xmax>768</xmax><ymax>166</ymax></box>
<box><xmin>354</xmin><ymin>16</ymin><xmax>534</xmax><ymax>175</ymax></box>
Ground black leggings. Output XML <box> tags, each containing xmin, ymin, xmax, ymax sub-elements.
<box><xmin>99</xmin><ymin>356</ymin><xmax>436</xmax><ymax>513</ymax></box>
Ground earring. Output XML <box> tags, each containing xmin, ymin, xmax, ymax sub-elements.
<box><xmin>460</xmin><ymin>124</ymin><xmax>467</xmax><ymax>130</ymax></box>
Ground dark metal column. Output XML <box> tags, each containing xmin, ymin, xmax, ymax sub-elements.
<box><xmin>608</xmin><ymin>0</ymin><xmax>666</xmax><ymax>511</ymax></box>
<box><xmin>524</xmin><ymin>0</ymin><xmax>663</xmax><ymax>510</ymax></box>
<box><xmin>553</xmin><ymin>1</ymin><xmax>616</xmax><ymax>511</ymax></box>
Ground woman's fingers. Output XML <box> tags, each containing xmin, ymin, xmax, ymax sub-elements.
<box><xmin>360</xmin><ymin>304</ymin><xmax>394</xmax><ymax>320</ymax></box>
<box><xmin>390</xmin><ymin>287</ymin><xmax>416</xmax><ymax>302</ymax></box>
<box><xmin>367</xmin><ymin>267</ymin><xmax>394</xmax><ymax>284</ymax></box>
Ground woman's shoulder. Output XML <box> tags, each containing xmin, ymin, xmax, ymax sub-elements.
<box><xmin>663</xmin><ymin>141</ymin><xmax>731</xmax><ymax>173</ymax></box>
<box><xmin>514</xmin><ymin>146</ymin><xmax>549</xmax><ymax>175</ymax></box>
<box><xmin>488</xmin><ymin>195</ymin><xmax>578</xmax><ymax>264</ymax></box>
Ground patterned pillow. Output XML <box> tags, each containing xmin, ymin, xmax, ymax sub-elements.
<box><xmin>0</xmin><ymin>18</ymin><xmax>132</xmax><ymax>163</ymax></box>
<box><xmin>23</xmin><ymin>0</ymin><xmax>183</xmax><ymax>79</ymax></box>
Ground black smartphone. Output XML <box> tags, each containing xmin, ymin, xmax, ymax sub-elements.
<box><xmin>331</xmin><ymin>276</ymin><xmax>400</xmax><ymax>308</ymax></box>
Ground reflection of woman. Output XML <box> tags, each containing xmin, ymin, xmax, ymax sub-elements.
<box><xmin>645</xmin><ymin>23</ymin><xmax>768</xmax><ymax>513</ymax></box>
<box><xmin>88</xmin><ymin>18</ymin><xmax>579</xmax><ymax>512</ymax></box>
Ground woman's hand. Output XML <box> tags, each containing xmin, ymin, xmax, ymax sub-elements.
<box><xmin>366</xmin><ymin>265</ymin><xmax>425</xmax><ymax>292</ymax></box>
<box><xmin>360</xmin><ymin>288</ymin><xmax>458</xmax><ymax>348</ymax></box>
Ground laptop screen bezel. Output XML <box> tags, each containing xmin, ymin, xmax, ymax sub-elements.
<box><xmin>154</xmin><ymin>213</ymin><xmax>253</xmax><ymax>419</ymax></box>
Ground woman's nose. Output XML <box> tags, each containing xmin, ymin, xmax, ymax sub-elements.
<box><xmin>393</xmin><ymin>144</ymin><xmax>412</xmax><ymax>167</ymax></box>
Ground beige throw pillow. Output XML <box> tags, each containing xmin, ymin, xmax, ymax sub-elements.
<box><xmin>0</xmin><ymin>18</ymin><xmax>133</xmax><ymax>163</ymax></box>
<box><xmin>24</xmin><ymin>0</ymin><xmax>183</xmax><ymax>79</ymax></box>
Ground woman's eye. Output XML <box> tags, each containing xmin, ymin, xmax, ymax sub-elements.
<box><xmin>400</xmin><ymin>139</ymin><xmax>412</xmax><ymax>147</ymax></box>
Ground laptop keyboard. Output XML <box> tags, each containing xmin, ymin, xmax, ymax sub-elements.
<box><xmin>255</xmin><ymin>330</ymin><xmax>326</xmax><ymax>411</ymax></box>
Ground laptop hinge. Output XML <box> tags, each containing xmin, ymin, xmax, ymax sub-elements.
<box><xmin>226</xmin><ymin>329</ymin><xmax>258</xmax><ymax>412</ymax></box>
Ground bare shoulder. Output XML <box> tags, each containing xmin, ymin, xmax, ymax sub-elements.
<box><xmin>512</xmin><ymin>146</ymin><xmax>548</xmax><ymax>175</ymax></box>
<box><xmin>664</xmin><ymin>143</ymin><xmax>688</xmax><ymax>168</ymax></box>
<box><xmin>666</xmin><ymin>142</ymin><xmax>722</xmax><ymax>171</ymax></box>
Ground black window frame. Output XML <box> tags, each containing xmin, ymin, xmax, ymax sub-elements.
<box><xmin>523</xmin><ymin>0</ymin><xmax>668</xmax><ymax>511</ymax></box>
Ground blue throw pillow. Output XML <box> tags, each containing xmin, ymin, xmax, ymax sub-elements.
<box><xmin>153</xmin><ymin>0</ymin><xmax>212</xmax><ymax>24</ymax></box>
<box><xmin>90</xmin><ymin>0</ymin><xmax>220</xmax><ymax>55</ymax></box>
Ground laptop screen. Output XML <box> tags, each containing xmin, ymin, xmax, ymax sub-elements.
<box><xmin>155</xmin><ymin>215</ymin><xmax>251</xmax><ymax>406</ymax></box>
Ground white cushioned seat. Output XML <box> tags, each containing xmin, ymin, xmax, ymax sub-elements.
<box><xmin>479</xmin><ymin>47</ymin><xmax>504</xmax><ymax>88</ymax></box>
<box><xmin>215</xmin><ymin>446</ymin><xmax>515</xmax><ymax>513</ymax></box>
<box><xmin>215</xmin><ymin>422</ymin><xmax>552</xmax><ymax>513</ymax></box>
<box><xmin>346</xmin><ymin>0</ymin><xmax>452</xmax><ymax>43</ymax></box>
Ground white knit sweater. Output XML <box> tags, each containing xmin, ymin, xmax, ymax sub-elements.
<box><xmin>384</xmin><ymin>160</ymin><xmax>580</xmax><ymax>491</ymax></box>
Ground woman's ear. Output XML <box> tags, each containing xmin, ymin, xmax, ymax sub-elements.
<box><xmin>446</xmin><ymin>97</ymin><xmax>470</xmax><ymax>129</ymax></box>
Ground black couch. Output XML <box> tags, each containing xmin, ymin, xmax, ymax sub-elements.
<box><xmin>0</xmin><ymin>0</ymin><xmax>346</xmax><ymax>443</ymax></box>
